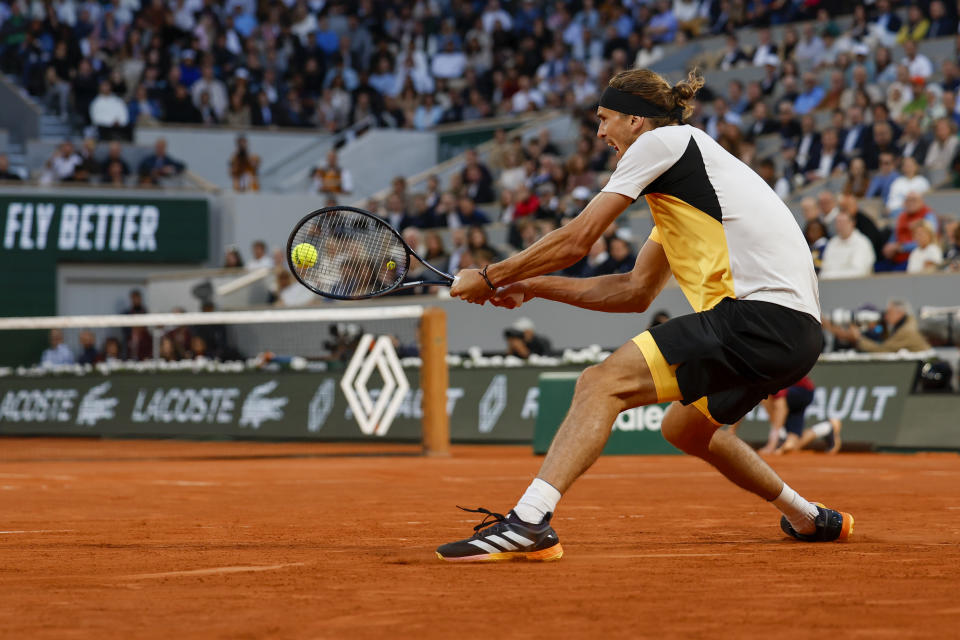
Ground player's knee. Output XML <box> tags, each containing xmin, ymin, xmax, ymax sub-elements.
<box><xmin>575</xmin><ymin>363</ymin><xmax>625</xmax><ymax>408</ymax></box>
<box><xmin>661</xmin><ymin>420</ymin><xmax>709</xmax><ymax>455</ymax></box>
<box><xmin>574</xmin><ymin>364</ymin><xmax>605</xmax><ymax>396</ymax></box>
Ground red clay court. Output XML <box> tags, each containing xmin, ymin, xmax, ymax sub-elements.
<box><xmin>2</xmin><ymin>438</ymin><xmax>959</xmax><ymax>639</ymax></box>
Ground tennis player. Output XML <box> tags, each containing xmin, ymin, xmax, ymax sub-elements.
<box><xmin>438</xmin><ymin>68</ymin><xmax>853</xmax><ymax>562</ymax></box>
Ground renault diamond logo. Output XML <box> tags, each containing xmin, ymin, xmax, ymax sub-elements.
<box><xmin>478</xmin><ymin>374</ymin><xmax>507</xmax><ymax>433</ymax></box>
<box><xmin>341</xmin><ymin>334</ymin><xmax>409</xmax><ymax>436</ymax></box>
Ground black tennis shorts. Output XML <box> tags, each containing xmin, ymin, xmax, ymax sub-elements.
<box><xmin>648</xmin><ymin>298</ymin><xmax>823</xmax><ymax>425</ymax></box>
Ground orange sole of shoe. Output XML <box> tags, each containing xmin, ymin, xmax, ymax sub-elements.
<box><xmin>437</xmin><ymin>543</ymin><xmax>564</xmax><ymax>563</ymax></box>
<box><xmin>838</xmin><ymin>512</ymin><xmax>854</xmax><ymax>541</ymax></box>
<box><xmin>814</xmin><ymin>503</ymin><xmax>855</xmax><ymax>541</ymax></box>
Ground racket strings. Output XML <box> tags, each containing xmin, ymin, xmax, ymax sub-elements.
<box><xmin>292</xmin><ymin>209</ymin><xmax>408</xmax><ymax>298</ymax></box>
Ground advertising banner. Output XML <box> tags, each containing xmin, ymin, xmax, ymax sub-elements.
<box><xmin>734</xmin><ymin>361</ymin><xmax>918</xmax><ymax>448</ymax></box>
<box><xmin>0</xmin><ymin>195</ymin><xmax>209</xmax><ymax>263</ymax></box>
<box><xmin>0</xmin><ymin>367</ymin><xmax>579</xmax><ymax>442</ymax></box>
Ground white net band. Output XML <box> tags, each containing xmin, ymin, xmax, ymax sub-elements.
<box><xmin>0</xmin><ymin>306</ymin><xmax>425</xmax><ymax>330</ymax></box>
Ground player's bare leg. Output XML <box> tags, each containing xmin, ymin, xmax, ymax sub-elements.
<box><xmin>660</xmin><ymin>403</ymin><xmax>782</xmax><ymax>499</ymax></box>
<box><xmin>536</xmin><ymin>341</ymin><xmax>659</xmax><ymax>493</ymax></box>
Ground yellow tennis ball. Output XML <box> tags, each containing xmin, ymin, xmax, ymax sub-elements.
<box><xmin>386</xmin><ymin>260</ymin><xmax>396</xmax><ymax>270</ymax></box>
<box><xmin>292</xmin><ymin>242</ymin><xmax>318</xmax><ymax>268</ymax></box>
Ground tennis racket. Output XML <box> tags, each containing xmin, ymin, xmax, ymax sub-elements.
<box><xmin>286</xmin><ymin>205</ymin><xmax>458</xmax><ymax>300</ymax></box>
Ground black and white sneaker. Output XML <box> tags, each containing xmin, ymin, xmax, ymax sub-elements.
<box><xmin>436</xmin><ymin>506</ymin><xmax>563</xmax><ymax>562</ymax></box>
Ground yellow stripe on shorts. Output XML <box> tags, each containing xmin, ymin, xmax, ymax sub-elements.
<box><xmin>632</xmin><ymin>331</ymin><xmax>682</xmax><ymax>403</ymax></box>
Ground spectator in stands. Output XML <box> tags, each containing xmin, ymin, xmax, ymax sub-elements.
<box><xmin>423</xmin><ymin>231</ymin><xmax>449</xmax><ymax>269</ymax></box>
<box><xmin>862</xmin><ymin>121</ymin><xmax>898</xmax><ymax>171</ymax></box>
<box><xmin>819</xmin><ymin>212</ymin><xmax>876</xmax><ymax>280</ymax></box>
<box><xmin>41</xmin><ymin>329</ymin><xmax>74</xmax><ymax>366</ymax></box>
<box><xmin>99</xmin><ymin>338</ymin><xmax>121</xmax><ymax>363</ymax></box>
<box><xmin>827</xmin><ymin>300</ymin><xmax>931</xmax><ymax>353</ymax></box>
<box><xmin>843</xmin><ymin>157</ymin><xmax>869</xmax><ymax>198</ymax></box>
<box><xmin>165</xmin><ymin>83</ymin><xmax>203</xmax><ymax>124</ymax></box>
<box><xmin>906</xmin><ymin>221</ymin><xmax>944</xmax><ymax>274</ymax></box>
<box><xmin>228</xmin><ymin>136</ymin><xmax>260</xmax><ymax>192</ymax></box>
<box><xmin>76</xmin><ymin>331</ymin><xmax>99</xmax><ymax>365</ymax></box>
<box><xmin>105</xmin><ymin>160</ymin><xmax>128</xmax><ymax>187</ymax></box>
<box><xmin>718</xmin><ymin>34</ymin><xmax>750</xmax><ymax>70</ymax></box>
<box><xmin>138</xmin><ymin>138</ymin><xmax>185</xmax><ymax>186</ymax></box>
<box><xmin>43</xmin><ymin>140</ymin><xmax>83</xmax><ymax>183</ymax></box>
<box><xmin>0</xmin><ymin>154</ymin><xmax>21</xmax><ymax>181</ymax></box>
<box><xmin>804</xmin><ymin>218</ymin><xmax>829</xmax><ymax>274</ymax></box>
<box><xmin>840</xmin><ymin>105</ymin><xmax>868</xmax><ymax>158</ymax></box>
<box><xmin>887</xmin><ymin>157</ymin><xmax>931</xmax><ymax>214</ymax></box>
<box><xmin>72</xmin><ymin>138</ymin><xmax>100</xmax><ymax>183</ymax></box>
<box><xmin>90</xmin><ymin>80</ymin><xmax>130</xmax><ymax>141</ymax></box>
<box><xmin>816</xmin><ymin>190</ymin><xmax>841</xmax><ymax>230</ymax></box>
<box><xmin>897</xmin><ymin>5</ymin><xmax>930</xmax><ymax>43</ymax></box>
<box><xmin>225</xmin><ymin>90</ymin><xmax>252</xmax><ymax>127</ymax></box>
<box><xmin>247</xmin><ymin>241</ymin><xmax>272</xmax><ymax>271</ymax></box>
<box><xmin>191</xmin><ymin>64</ymin><xmax>227</xmax><ymax>122</ymax></box>
<box><xmin>312</xmin><ymin>150</ymin><xmax>352</xmax><ymax>195</ymax></box>
<box><xmin>504</xmin><ymin>317</ymin><xmax>551</xmax><ymax>359</ymax></box>
<box><xmin>223</xmin><ymin>247</ymin><xmax>244</xmax><ymax>269</ymax></box>
<box><xmin>456</xmin><ymin>196</ymin><xmax>492</xmax><ymax>227</ymax></box>
<box><xmin>866</xmin><ymin>152</ymin><xmax>901</xmax><ymax>204</ymax></box>
<box><xmin>924</xmin><ymin>118</ymin><xmax>959</xmax><ymax>172</ymax></box>
<box><xmin>838</xmin><ymin>193</ymin><xmax>886</xmax><ymax>259</ymax></box>
<box><xmin>898</xmin><ymin>116</ymin><xmax>929</xmax><ymax>165</ymax></box>
<box><xmin>382</xmin><ymin>193</ymin><xmax>410</xmax><ymax>230</ymax></box>
<box><xmin>794</xmin><ymin>72</ymin><xmax>825</xmax><ymax>116</ymax></box>
<box><xmin>100</xmin><ymin>142</ymin><xmax>130</xmax><ymax>183</ymax></box>
<box><xmin>806</xmin><ymin>128</ymin><xmax>846</xmax><ymax>182</ymax></box>
<box><xmin>158</xmin><ymin>335</ymin><xmax>182</xmax><ymax>362</ymax></box>
<box><xmin>128</xmin><ymin>85</ymin><xmax>161</xmax><ymax>127</ymax></box>
<box><xmin>599</xmin><ymin>236</ymin><xmax>636</xmax><ymax>275</ymax></box>
<box><xmin>794</xmin><ymin>114</ymin><xmax>820</xmax><ymax>175</ymax></box>
<box><xmin>704</xmin><ymin>97</ymin><xmax>741</xmax><ymax>140</ymax></box>
<box><xmin>881</xmin><ymin>191</ymin><xmax>940</xmax><ymax>270</ymax></box>
<box><xmin>902</xmin><ymin>40</ymin><xmax>933</xmax><ymax>80</ymax></box>
<box><xmin>942</xmin><ymin>223</ymin><xmax>960</xmax><ymax>271</ymax></box>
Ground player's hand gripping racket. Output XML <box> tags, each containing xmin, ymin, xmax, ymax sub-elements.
<box><xmin>286</xmin><ymin>205</ymin><xmax>458</xmax><ymax>300</ymax></box>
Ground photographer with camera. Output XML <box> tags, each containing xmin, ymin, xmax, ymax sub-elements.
<box><xmin>824</xmin><ymin>300</ymin><xmax>931</xmax><ymax>353</ymax></box>
<box><xmin>229</xmin><ymin>135</ymin><xmax>260</xmax><ymax>192</ymax></box>
<box><xmin>504</xmin><ymin>317</ymin><xmax>552</xmax><ymax>359</ymax></box>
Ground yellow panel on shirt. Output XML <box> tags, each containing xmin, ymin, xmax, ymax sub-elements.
<box><xmin>646</xmin><ymin>194</ymin><xmax>735</xmax><ymax>313</ymax></box>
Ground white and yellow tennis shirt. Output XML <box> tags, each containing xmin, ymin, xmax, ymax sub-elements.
<box><xmin>602</xmin><ymin>124</ymin><xmax>821</xmax><ymax>320</ymax></box>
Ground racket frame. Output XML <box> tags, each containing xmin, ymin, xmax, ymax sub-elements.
<box><xmin>286</xmin><ymin>205</ymin><xmax>455</xmax><ymax>300</ymax></box>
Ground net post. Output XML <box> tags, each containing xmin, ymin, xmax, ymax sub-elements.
<box><xmin>419</xmin><ymin>306</ymin><xmax>450</xmax><ymax>456</ymax></box>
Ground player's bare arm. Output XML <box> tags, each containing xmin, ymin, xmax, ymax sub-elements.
<box><xmin>450</xmin><ymin>191</ymin><xmax>633</xmax><ymax>303</ymax></box>
<box><xmin>490</xmin><ymin>237</ymin><xmax>672</xmax><ymax>313</ymax></box>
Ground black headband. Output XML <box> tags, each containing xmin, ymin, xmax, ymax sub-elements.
<box><xmin>599</xmin><ymin>86</ymin><xmax>684</xmax><ymax>122</ymax></box>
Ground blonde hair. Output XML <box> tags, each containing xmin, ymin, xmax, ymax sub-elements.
<box><xmin>607</xmin><ymin>69</ymin><xmax>704</xmax><ymax>127</ymax></box>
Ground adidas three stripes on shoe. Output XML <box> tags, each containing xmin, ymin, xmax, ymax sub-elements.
<box><xmin>436</xmin><ymin>506</ymin><xmax>564</xmax><ymax>562</ymax></box>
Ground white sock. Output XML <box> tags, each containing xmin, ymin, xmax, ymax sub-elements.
<box><xmin>514</xmin><ymin>478</ymin><xmax>562</xmax><ymax>524</ymax></box>
<box><xmin>771</xmin><ymin>483</ymin><xmax>818</xmax><ymax>535</ymax></box>
<box><xmin>810</xmin><ymin>421</ymin><xmax>833</xmax><ymax>438</ymax></box>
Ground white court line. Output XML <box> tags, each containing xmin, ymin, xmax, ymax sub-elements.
<box><xmin>122</xmin><ymin>562</ymin><xmax>305</xmax><ymax>580</ymax></box>
<box><xmin>150</xmin><ymin>480</ymin><xmax>220</xmax><ymax>487</ymax></box>
<box><xmin>0</xmin><ymin>529</ymin><xmax>75</xmax><ymax>534</ymax></box>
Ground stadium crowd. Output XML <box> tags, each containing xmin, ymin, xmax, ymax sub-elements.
<box><xmin>4</xmin><ymin>0</ymin><xmax>960</xmax><ymax>276</ymax></box>
<box><xmin>0</xmin><ymin>0</ymin><xmax>841</xmax><ymax>139</ymax></box>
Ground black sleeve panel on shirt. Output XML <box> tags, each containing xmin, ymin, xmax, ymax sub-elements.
<box><xmin>641</xmin><ymin>138</ymin><xmax>723</xmax><ymax>223</ymax></box>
